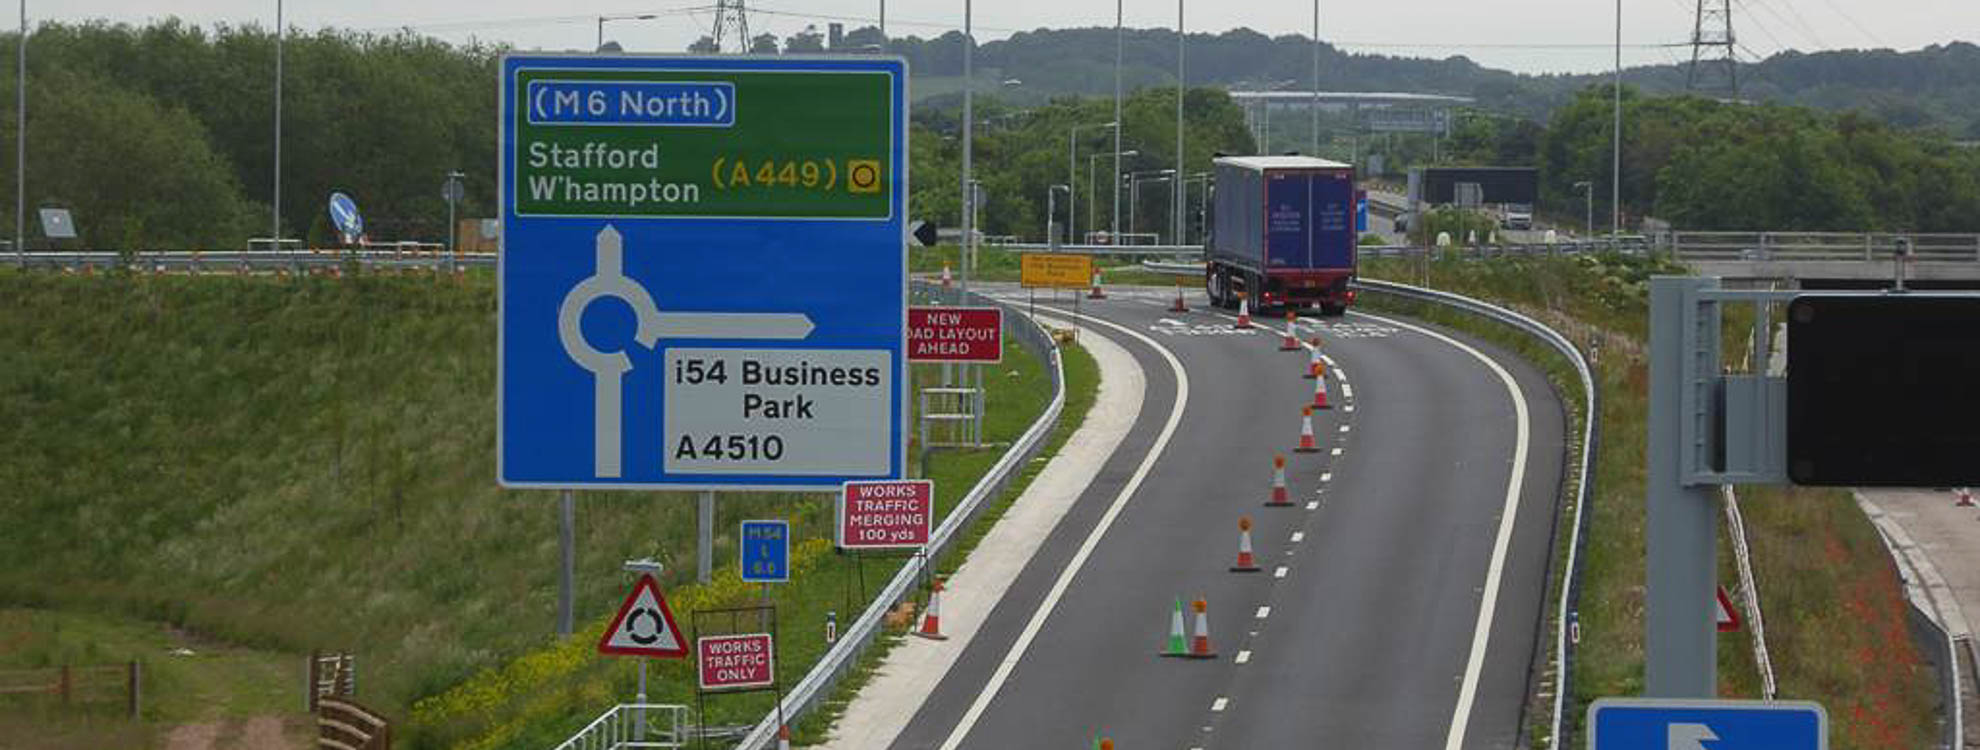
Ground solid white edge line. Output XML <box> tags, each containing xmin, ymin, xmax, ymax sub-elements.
<box><xmin>1353</xmin><ymin>311</ymin><xmax>1532</xmax><ymax>750</ymax></box>
<box><xmin>935</xmin><ymin>309</ymin><xmax>1190</xmax><ymax>750</ymax></box>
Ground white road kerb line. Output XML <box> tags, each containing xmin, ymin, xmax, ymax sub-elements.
<box><xmin>1354</xmin><ymin>311</ymin><xmax>1532</xmax><ymax>750</ymax></box>
<box><xmin>936</xmin><ymin>309</ymin><xmax>1190</xmax><ymax>750</ymax></box>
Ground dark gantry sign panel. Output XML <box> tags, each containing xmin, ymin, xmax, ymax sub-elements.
<box><xmin>1787</xmin><ymin>294</ymin><xmax>1980</xmax><ymax>486</ymax></box>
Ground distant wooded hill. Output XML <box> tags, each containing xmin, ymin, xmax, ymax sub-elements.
<box><xmin>820</xmin><ymin>26</ymin><xmax>1979</xmax><ymax>136</ymax></box>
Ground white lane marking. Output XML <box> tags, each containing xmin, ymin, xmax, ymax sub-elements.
<box><xmin>1274</xmin><ymin>566</ymin><xmax>1288</xmax><ymax>579</ymax></box>
<box><xmin>1320</xmin><ymin>472</ymin><xmax>1333</xmax><ymax>483</ymax></box>
<box><xmin>1305</xmin><ymin>500</ymin><xmax>1319</xmax><ymax>510</ymax></box>
<box><xmin>1290</xmin><ymin>531</ymin><xmax>1305</xmax><ymax>543</ymax></box>
<box><xmin>1320</xmin><ymin>355</ymin><xmax>1338</xmax><ymax>366</ymax></box>
<box><xmin>1344</xmin><ymin>405</ymin><xmax>1356</xmax><ymax>413</ymax></box>
<box><xmin>1330</xmin><ymin>448</ymin><xmax>1343</xmax><ymax>457</ymax></box>
<box><xmin>1211</xmin><ymin>697</ymin><xmax>1229</xmax><ymax>712</ymax></box>
<box><xmin>1340</xmin><ymin>383</ymin><xmax>1355</xmax><ymax>399</ymax></box>
<box><xmin>1353</xmin><ymin>312</ymin><xmax>1532</xmax><ymax>750</ymax></box>
<box><xmin>936</xmin><ymin>309</ymin><xmax>1191</xmax><ymax>750</ymax></box>
<box><xmin>1332</xmin><ymin>367</ymin><xmax>1348</xmax><ymax>382</ymax></box>
<box><xmin>1235</xmin><ymin>650</ymin><xmax>1252</xmax><ymax>664</ymax></box>
<box><xmin>1254</xmin><ymin>606</ymin><xmax>1271</xmax><ymax>619</ymax></box>
<box><xmin>1339</xmin><ymin>424</ymin><xmax>1351</xmax><ymax>433</ymax></box>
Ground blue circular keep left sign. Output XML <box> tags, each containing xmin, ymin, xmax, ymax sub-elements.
<box><xmin>327</xmin><ymin>191</ymin><xmax>364</xmax><ymax>239</ymax></box>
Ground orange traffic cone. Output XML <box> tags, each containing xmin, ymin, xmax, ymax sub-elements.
<box><xmin>1279</xmin><ymin>311</ymin><xmax>1301</xmax><ymax>350</ymax></box>
<box><xmin>941</xmin><ymin>263</ymin><xmax>953</xmax><ymax>289</ymax></box>
<box><xmin>1234</xmin><ymin>294</ymin><xmax>1253</xmax><ymax>328</ymax></box>
<box><xmin>1170</xmin><ymin>280</ymin><xmax>1188</xmax><ymax>312</ymax></box>
<box><xmin>1312</xmin><ymin>374</ymin><xmax>1332</xmax><ymax>410</ymax></box>
<box><xmin>1266</xmin><ymin>454</ymin><xmax>1293</xmax><ymax>507</ymax></box>
<box><xmin>1088</xmin><ymin>269</ymin><xmax>1107</xmax><ymax>299</ymax></box>
<box><xmin>915</xmin><ymin>576</ymin><xmax>949</xmax><ymax>640</ymax></box>
<box><xmin>1230</xmin><ymin>516</ymin><xmax>1261</xmax><ymax>572</ymax></box>
<box><xmin>1304</xmin><ymin>343</ymin><xmax>1324</xmax><ymax>379</ymax></box>
<box><xmin>1959</xmin><ymin>488</ymin><xmax>1975</xmax><ymax>508</ymax></box>
<box><xmin>1295</xmin><ymin>407</ymin><xmax>1321</xmax><ymax>453</ymax></box>
<box><xmin>777</xmin><ymin>725</ymin><xmax>792</xmax><ymax>750</ymax></box>
<box><xmin>1186</xmin><ymin>598</ymin><xmax>1217</xmax><ymax>658</ymax></box>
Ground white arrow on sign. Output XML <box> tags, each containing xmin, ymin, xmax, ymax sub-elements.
<box><xmin>1668</xmin><ymin>722</ymin><xmax>1719</xmax><ymax>750</ymax></box>
<box><xmin>559</xmin><ymin>225</ymin><xmax>819</xmax><ymax>478</ymax></box>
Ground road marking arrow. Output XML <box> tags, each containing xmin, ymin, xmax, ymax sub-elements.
<box><xmin>1668</xmin><ymin>722</ymin><xmax>1718</xmax><ymax>750</ymax></box>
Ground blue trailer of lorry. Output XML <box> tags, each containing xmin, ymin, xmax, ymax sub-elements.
<box><xmin>1204</xmin><ymin>155</ymin><xmax>1358</xmax><ymax>315</ymax></box>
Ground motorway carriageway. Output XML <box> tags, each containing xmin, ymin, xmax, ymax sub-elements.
<box><xmin>887</xmin><ymin>284</ymin><xmax>1566</xmax><ymax>749</ymax></box>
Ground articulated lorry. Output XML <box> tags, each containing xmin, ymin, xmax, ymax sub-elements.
<box><xmin>1204</xmin><ymin>155</ymin><xmax>1358</xmax><ymax>315</ymax></box>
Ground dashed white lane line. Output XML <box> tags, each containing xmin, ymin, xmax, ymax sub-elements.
<box><xmin>1331</xmin><ymin>367</ymin><xmax>1348</xmax><ymax>382</ymax></box>
<box><xmin>936</xmin><ymin>310</ymin><xmax>1191</xmax><ymax>750</ymax></box>
<box><xmin>1211</xmin><ymin>697</ymin><xmax>1229</xmax><ymax>712</ymax></box>
<box><xmin>1320</xmin><ymin>472</ymin><xmax>1333</xmax><ymax>482</ymax></box>
<box><xmin>1274</xmin><ymin>566</ymin><xmax>1289</xmax><ymax>579</ymax></box>
<box><xmin>1290</xmin><ymin>531</ymin><xmax>1306</xmax><ymax>543</ymax></box>
<box><xmin>1331</xmin><ymin>447</ymin><xmax>1343</xmax><ymax>457</ymax></box>
<box><xmin>1254</xmin><ymin>606</ymin><xmax>1271</xmax><ymax>619</ymax></box>
<box><xmin>1344</xmin><ymin>405</ymin><xmax>1356</xmax><ymax>413</ymax></box>
<box><xmin>1339</xmin><ymin>424</ymin><xmax>1351</xmax><ymax>433</ymax></box>
<box><xmin>1305</xmin><ymin>500</ymin><xmax>1319</xmax><ymax>510</ymax></box>
<box><xmin>1340</xmin><ymin>382</ymin><xmax>1355</xmax><ymax>399</ymax></box>
<box><xmin>1235</xmin><ymin>650</ymin><xmax>1252</xmax><ymax>664</ymax></box>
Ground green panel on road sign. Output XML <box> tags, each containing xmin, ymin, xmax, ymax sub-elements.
<box><xmin>511</xmin><ymin>66</ymin><xmax>895</xmax><ymax>219</ymax></box>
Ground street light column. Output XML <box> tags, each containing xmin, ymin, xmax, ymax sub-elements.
<box><xmin>273</xmin><ymin>0</ymin><xmax>283</xmax><ymax>250</ymax></box>
<box><xmin>1173</xmin><ymin>0</ymin><xmax>1185</xmax><ymax>248</ymax></box>
<box><xmin>1112</xmin><ymin>0</ymin><xmax>1123</xmax><ymax>241</ymax></box>
<box><xmin>14</xmin><ymin>0</ymin><xmax>23</xmax><ymax>265</ymax></box>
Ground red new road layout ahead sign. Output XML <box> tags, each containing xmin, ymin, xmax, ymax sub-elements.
<box><xmin>908</xmin><ymin>307</ymin><xmax>1003</xmax><ymax>363</ymax></box>
<box><xmin>697</xmin><ymin>633</ymin><xmax>776</xmax><ymax>691</ymax></box>
<box><xmin>838</xmin><ymin>479</ymin><xmax>934</xmax><ymax>549</ymax></box>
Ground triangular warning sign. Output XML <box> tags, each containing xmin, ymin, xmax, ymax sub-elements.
<box><xmin>1716</xmin><ymin>585</ymin><xmax>1742</xmax><ymax>633</ymax></box>
<box><xmin>598</xmin><ymin>574</ymin><xmax>689</xmax><ymax>658</ymax></box>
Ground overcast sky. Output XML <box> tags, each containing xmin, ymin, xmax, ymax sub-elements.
<box><xmin>34</xmin><ymin>0</ymin><xmax>1976</xmax><ymax>75</ymax></box>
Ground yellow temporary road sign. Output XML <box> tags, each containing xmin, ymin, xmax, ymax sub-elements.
<box><xmin>1020</xmin><ymin>253</ymin><xmax>1094</xmax><ymax>289</ymax></box>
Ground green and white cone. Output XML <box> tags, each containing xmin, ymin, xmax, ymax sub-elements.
<box><xmin>1162</xmin><ymin>597</ymin><xmax>1188</xmax><ymax>656</ymax></box>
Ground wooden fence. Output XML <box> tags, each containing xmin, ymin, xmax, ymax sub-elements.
<box><xmin>0</xmin><ymin>661</ymin><xmax>141</xmax><ymax>718</ymax></box>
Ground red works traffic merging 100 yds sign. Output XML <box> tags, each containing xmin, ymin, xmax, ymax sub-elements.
<box><xmin>697</xmin><ymin>633</ymin><xmax>776</xmax><ymax>691</ymax></box>
<box><xmin>837</xmin><ymin>479</ymin><xmax>934</xmax><ymax>549</ymax></box>
<box><xmin>907</xmin><ymin>307</ymin><xmax>1003</xmax><ymax>363</ymax></box>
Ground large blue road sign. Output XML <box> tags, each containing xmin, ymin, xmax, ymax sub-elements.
<box><xmin>739</xmin><ymin>520</ymin><xmax>790</xmax><ymax>582</ymax></box>
<box><xmin>1589</xmin><ymin>698</ymin><xmax>1826</xmax><ymax>749</ymax></box>
<box><xmin>498</xmin><ymin>54</ymin><xmax>908</xmax><ymax>490</ymax></box>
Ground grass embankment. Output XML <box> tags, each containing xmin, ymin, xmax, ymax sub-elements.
<box><xmin>0</xmin><ymin>268</ymin><xmax>1077</xmax><ymax>749</ymax></box>
<box><xmin>1358</xmin><ymin>254</ymin><xmax>1935</xmax><ymax>747</ymax></box>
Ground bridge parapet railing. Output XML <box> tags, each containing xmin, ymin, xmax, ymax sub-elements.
<box><xmin>1672</xmin><ymin>231</ymin><xmax>1980</xmax><ymax>263</ymax></box>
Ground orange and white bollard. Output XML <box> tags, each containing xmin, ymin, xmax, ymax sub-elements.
<box><xmin>1234</xmin><ymin>294</ymin><xmax>1253</xmax><ymax>328</ymax></box>
<box><xmin>777</xmin><ymin>725</ymin><xmax>792</xmax><ymax>750</ymax></box>
<box><xmin>1230</xmin><ymin>516</ymin><xmax>1261</xmax><ymax>572</ymax></box>
<box><xmin>1088</xmin><ymin>269</ymin><xmax>1107</xmax><ymax>299</ymax></box>
<box><xmin>940</xmin><ymin>263</ymin><xmax>953</xmax><ymax>289</ymax></box>
<box><xmin>1295</xmin><ymin>407</ymin><xmax>1321</xmax><ymax>453</ymax></box>
<box><xmin>1279</xmin><ymin>311</ymin><xmax>1301</xmax><ymax>350</ymax></box>
<box><xmin>1312</xmin><ymin>374</ymin><xmax>1332</xmax><ymax>410</ymax></box>
<box><xmin>1186</xmin><ymin>599</ymin><xmax>1217</xmax><ymax>658</ymax></box>
<box><xmin>914</xmin><ymin>576</ymin><xmax>949</xmax><ymax>640</ymax></box>
<box><xmin>1305</xmin><ymin>342</ymin><xmax>1325</xmax><ymax>379</ymax></box>
<box><xmin>1266</xmin><ymin>454</ymin><xmax>1293</xmax><ymax>507</ymax></box>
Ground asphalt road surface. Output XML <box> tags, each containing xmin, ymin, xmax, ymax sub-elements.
<box><xmin>888</xmin><ymin>284</ymin><xmax>1567</xmax><ymax>749</ymax></box>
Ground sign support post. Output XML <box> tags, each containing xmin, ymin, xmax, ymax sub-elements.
<box><xmin>698</xmin><ymin>491</ymin><xmax>715</xmax><ymax>584</ymax></box>
<box><xmin>558</xmin><ymin>490</ymin><xmax>575</xmax><ymax>637</ymax></box>
<box><xmin>1646</xmin><ymin>276</ymin><xmax>1720</xmax><ymax>697</ymax></box>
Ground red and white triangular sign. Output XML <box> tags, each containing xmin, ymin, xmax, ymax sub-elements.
<box><xmin>1716</xmin><ymin>586</ymin><xmax>1742</xmax><ymax>633</ymax></box>
<box><xmin>598</xmin><ymin>574</ymin><xmax>688</xmax><ymax>658</ymax></box>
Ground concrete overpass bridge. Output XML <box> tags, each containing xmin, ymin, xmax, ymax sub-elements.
<box><xmin>1668</xmin><ymin>231</ymin><xmax>1980</xmax><ymax>285</ymax></box>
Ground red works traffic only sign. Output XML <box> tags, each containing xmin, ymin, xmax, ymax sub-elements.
<box><xmin>907</xmin><ymin>307</ymin><xmax>1003</xmax><ymax>363</ymax></box>
<box><xmin>838</xmin><ymin>479</ymin><xmax>934</xmax><ymax>549</ymax></box>
<box><xmin>697</xmin><ymin>633</ymin><xmax>776</xmax><ymax>691</ymax></box>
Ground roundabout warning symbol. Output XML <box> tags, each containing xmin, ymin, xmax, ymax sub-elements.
<box><xmin>598</xmin><ymin>574</ymin><xmax>688</xmax><ymax>658</ymax></box>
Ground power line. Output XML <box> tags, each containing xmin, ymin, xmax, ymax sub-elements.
<box><xmin>1816</xmin><ymin>0</ymin><xmax>1887</xmax><ymax>47</ymax></box>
